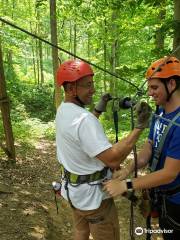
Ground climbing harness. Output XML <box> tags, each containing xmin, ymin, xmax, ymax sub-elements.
<box><xmin>61</xmin><ymin>166</ymin><xmax>109</xmax><ymax>184</ymax></box>
<box><xmin>161</xmin><ymin>188</ymin><xmax>180</xmax><ymax>231</ymax></box>
<box><xmin>144</xmin><ymin>110</ymin><xmax>180</xmax><ymax>239</ymax></box>
<box><xmin>60</xmin><ymin>165</ymin><xmax>110</xmax><ymax>208</ymax></box>
<box><xmin>149</xmin><ymin>111</ymin><xmax>180</xmax><ymax>171</ymax></box>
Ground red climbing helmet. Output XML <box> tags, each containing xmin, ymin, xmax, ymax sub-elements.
<box><xmin>56</xmin><ymin>59</ymin><xmax>94</xmax><ymax>86</ymax></box>
<box><xmin>145</xmin><ymin>56</ymin><xmax>180</xmax><ymax>80</ymax></box>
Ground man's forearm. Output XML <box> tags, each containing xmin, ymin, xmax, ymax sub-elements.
<box><xmin>97</xmin><ymin>128</ymin><xmax>147</xmax><ymax>169</ymax></box>
<box><xmin>126</xmin><ymin>140</ymin><xmax>152</xmax><ymax>174</ymax></box>
<box><xmin>113</xmin><ymin>128</ymin><xmax>143</xmax><ymax>165</ymax></box>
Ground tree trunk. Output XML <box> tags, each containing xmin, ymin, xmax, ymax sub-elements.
<box><xmin>103</xmin><ymin>18</ymin><xmax>107</xmax><ymax>93</ymax></box>
<box><xmin>154</xmin><ymin>1</ymin><xmax>166</xmax><ymax>55</ymax></box>
<box><xmin>36</xmin><ymin>39</ymin><xmax>40</xmax><ymax>86</ymax></box>
<box><xmin>50</xmin><ymin>0</ymin><xmax>61</xmax><ymax>109</ymax></box>
<box><xmin>0</xmin><ymin>40</ymin><xmax>16</xmax><ymax>161</ymax></box>
<box><xmin>32</xmin><ymin>40</ymin><xmax>37</xmax><ymax>84</ymax></box>
<box><xmin>29</xmin><ymin>22</ymin><xmax>37</xmax><ymax>84</ymax></box>
<box><xmin>69</xmin><ymin>20</ymin><xmax>72</xmax><ymax>54</ymax></box>
<box><xmin>109</xmin><ymin>11</ymin><xmax>119</xmax><ymax>97</ymax></box>
<box><xmin>39</xmin><ymin>40</ymin><xmax>44</xmax><ymax>85</ymax></box>
<box><xmin>74</xmin><ymin>22</ymin><xmax>77</xmax><ymax>58</ymax></box>
<box><xmin>87</xmin><ymin>32</ymin><xmax>90</xmax><ymax>59</ymax></box>
<box><xmin>173</xmin><ymin>0</ymin><xmax>180</xmax><ymax>58</ymax></box>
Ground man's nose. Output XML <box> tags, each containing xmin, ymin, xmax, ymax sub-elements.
<box><xmin>90</xmin><ymin>85</ymin><xmax>95</xmax><ymax>94</ymax></box>
<box><xmin>147</xmin><ymin>88</ymin><xmax>153</xmax><ymax>96</ymax></box>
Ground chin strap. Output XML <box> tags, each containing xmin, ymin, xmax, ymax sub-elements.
<box><xmin>163</xmin><ymin>81</ymin><xmax>178</xmax><ymax>102</ymax></box>
<box><xmin>74</xmin><ymin>82</ymin><xmax>85</xmax><ymax>107</ymax></box>
<box><xmin>75</xmin><ymin>96</ymin><xmax>85</xmax><ymax>107</ymax></box>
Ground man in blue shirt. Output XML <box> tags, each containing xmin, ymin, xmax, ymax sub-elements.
<box><xmin>104</xmin><ymin>56</ymin><xmax>180</xmax><ymax>240</ymax></box>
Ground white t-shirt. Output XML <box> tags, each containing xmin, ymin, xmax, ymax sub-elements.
<box><xmin>56</xmin><ymin>102</ymin><xmax>112</xmax><ymax>210</ymax></box>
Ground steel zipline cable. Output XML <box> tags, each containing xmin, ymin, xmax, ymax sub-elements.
<box><xmin>1</xmin><ymin>17</ymin><xmax>180</xmax><ymax>104</ymax></box>
<box><xmin>0</xmin><ymin>17</ymin><xmax>141</xmax><ymax>91</ymax></box>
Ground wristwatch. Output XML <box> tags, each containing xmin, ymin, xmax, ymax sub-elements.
<box><xmin>126</xmin><ymin>179</ymin><xmax>133</xmax><ymax>192</ymax></box>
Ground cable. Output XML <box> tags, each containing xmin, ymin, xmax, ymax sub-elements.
<box><xmin>0</xmin><ymin>17</ymin><xmax>140</xmax><ymax>91</ymax></box>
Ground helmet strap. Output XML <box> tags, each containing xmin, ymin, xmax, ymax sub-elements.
<box><xmin>163</xmin><ymin>81</ymin><xmax>177</xmax><ymax>102</ymax></box>
<box><xmin>74</xmin><ymin>81</ymin><xmax>85</xmax><ymax>107</ymax></box>
<box><xmin>155</xmin><ymin>105</ymin><xmax>159</xmax><ymax>114</ymax></box>
<box><xmin>75</xmin><ymin>96</ymin><xmax>85</xmax><ymax>108</ymax></box>
<box><xmin>164</xmin><ymin>82</ymin><xmax>171</xmax><ymax>101</ymax></box>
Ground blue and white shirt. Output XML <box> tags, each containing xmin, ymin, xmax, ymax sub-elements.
<box><xmin>148</xmin><ymin>106</ymin><xmax>180</xmax><ymax>204</ymax></box>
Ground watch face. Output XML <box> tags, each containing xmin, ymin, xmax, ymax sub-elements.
<box><xmin>126</xmin><ymin>179</ymin><xmax>133</xmax><ymax>191</ymax></box>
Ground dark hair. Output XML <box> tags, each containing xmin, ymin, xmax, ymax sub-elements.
<box><xmin>160</xmin><ymin>75</ymin><xmax>180</xmax><ymax>90</ymax></box>
<box><xmin>62</xmin><ymin>81</ymin><xmax>70</xmax><ymax>91</ymax></box>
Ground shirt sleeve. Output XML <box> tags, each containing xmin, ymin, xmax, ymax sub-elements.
<box><xmin>78</xmin><ymin>114</ymin><xmax>112</xmax><ymax>158</ymax></box>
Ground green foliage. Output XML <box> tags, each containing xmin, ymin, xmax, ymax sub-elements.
<box><xmin>21</xmin><ymin>85</ymin><xmax>56</xmax><ymax>122</ymax></box>
<box><xmin>12</xmin><ymin>118</ymin><xmax>55</xmax><ymax>144</ymax></box>
<box><xmin>0</xmin><ymin>0</ymin><xmax>175</xmax><ymax>147</ymax></box>
<box><xmin>4</xmin><ymin>65</ymin><xmax>56</xmax><ymax>122</ymax></box>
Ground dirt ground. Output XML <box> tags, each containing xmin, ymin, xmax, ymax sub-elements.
<box><xmin>0</xmin><ymin>139</ymin><xmax>163</xmax><ymax>240</ymax></box>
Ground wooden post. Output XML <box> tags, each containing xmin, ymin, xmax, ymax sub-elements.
<box><xmin>50</xmin><ymin>0</ymin><xmax>61</xmax><ymax>109</ymax></box>
<box><xmin>0</xmin><ymin>41</ymin><xmax>16</xmax><ymax>161</ymax></box>
<box><xmin>173</xmin><ymin>0</ymin><xmax>180</xmax><ymax>59</ymax></box>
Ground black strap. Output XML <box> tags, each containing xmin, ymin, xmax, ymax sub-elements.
<box><xmin>161</xmin><ymin>195</ymin><xmax>180</xmax><ymax>230</ymax></box>
<box><xmin>146</xmin><ymin>215</ymin><xmax>152</xmax><ymax>240</ymax></box>
<box><xmin>112</xmin><ymin>99</ymin><xmax>120</xmax><ymax>143</ymax></box>
<box><xmin>150</xmin><ymin>111</ymin><xmax>180</xmax><ymax>171</ymax></box>
<box><xmin>113</xmin><ymin>111</ymin><xmax>119</xmax><ymax>143</ymax></box>
<box><xmin>62</xmin><ymin>166</ymin><xmax>109</xmax><ymax>184</ymax></box>
<box><xmin>64</xmin><ymin>178</ymin><xmax>75</xmax><ymax>209</ymax></box>
<box><xmin>154</xmin><ymin>184</ymin><xmax>180</xmax><ymax>196</ymax></box>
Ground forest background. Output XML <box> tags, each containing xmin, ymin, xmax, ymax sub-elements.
<box><xmin>0</xmin><ymin>1</ymin><xmax>180</xmax><ymax>240</ymax></box>
<box><xmin>0</xmin><ymin>0</ymin><xmax>180</xmax><ymax>153</ymax></box>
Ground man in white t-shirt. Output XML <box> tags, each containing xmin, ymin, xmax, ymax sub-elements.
<box><xmin>55</xmin><ymin>59</ymin><xmax>151</xmax><ymax>240</ymax></box>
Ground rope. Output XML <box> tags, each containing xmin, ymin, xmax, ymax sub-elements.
<box><xmin>0</xmin><ymin>17</ymin><xmax>140</xmax><ymax>91</ymax></box>
<box><xmin>129</xmin><ymin>106</ymin><xmax>138</xmax><ymax>240</ymax></box>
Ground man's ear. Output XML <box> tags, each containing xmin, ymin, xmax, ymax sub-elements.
<box><xmin>66</xmin><ymin>83</ymin><xmax>76</xmax><ymax>96</ymax></box>
<box><xmin>168</xmin><ymin>78</ymin><xmax>177</xmax><ymax>91</ymax></box>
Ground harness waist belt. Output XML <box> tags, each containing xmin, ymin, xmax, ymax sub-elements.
<box><xmin>154</xmin><ymin>185</ymin><xmax>180</xmax><ymax>196</ymax></box>
<box><xmin>61</xmin><ymin>165</ymin><xmax>109</xmax><ymax>184</ymax></box>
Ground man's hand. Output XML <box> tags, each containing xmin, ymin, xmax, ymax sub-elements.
<box><xmin>94</xmin><ymin>93</ymin><xmax>112</xmax><ymax>113</ymax></box>
<box><xmin>103</xmin><ymin>179</ymin><xmax>127</xmax><ymax>197</ymax></box>
<box><xmin>112</xmin><ymin>168</ymin><xmax>130</xmax><ymax>180</ymax></box>
<box><xmin>134</xmin><ymin>101</ymin><xmax>152</xmax><ymax>129</ymax></box>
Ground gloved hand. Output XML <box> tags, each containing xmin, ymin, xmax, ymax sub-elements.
<box><xmin>95</xmin><ymin>93</ymin><xmax>112</xmax><ymax>112</ymax></box>
<box><xmin>134</xmin><ymin>101</ymin><xmax>152</xmax><ymax>129</ymax></box>
<box><xmin>112</xmin><ymin>168</ymin><xmax>129</xmax><ymax>180</ymax></box>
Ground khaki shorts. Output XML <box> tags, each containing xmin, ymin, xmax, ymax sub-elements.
<box><xmin>72</xmin><ymin>198</ymin><xmax>120</xmax><ymax>240</ymax></box>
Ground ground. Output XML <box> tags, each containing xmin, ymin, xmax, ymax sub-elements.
<box><xmin>0</xmin><ymin>139</ymin><xmax>163</xmax><ymax>240</ymax></box>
